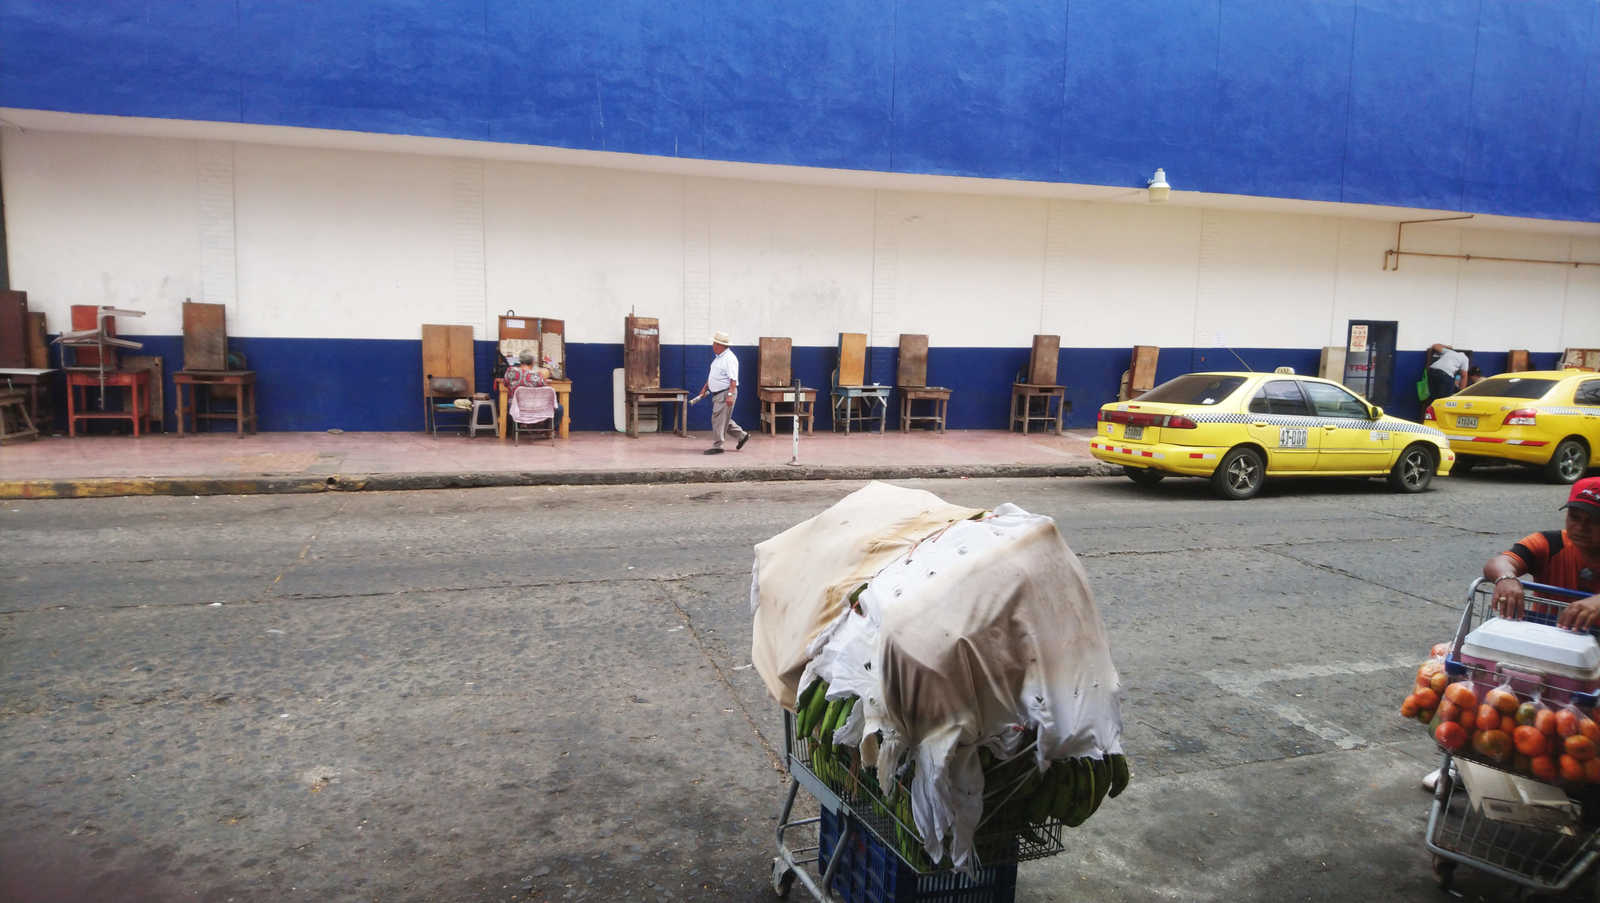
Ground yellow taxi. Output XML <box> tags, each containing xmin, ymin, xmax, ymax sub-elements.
<box><xmin>1090</xmin><ymin>371</ymin><xmax>1455</xmax><ymax>500</ymax></box>
<box><xmin>1428</xmin><ymin>369</ymin><xmax>1600</xmax><ymax>483</ymax></box>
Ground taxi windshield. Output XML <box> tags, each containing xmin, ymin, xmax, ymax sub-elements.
<box><xmin>1138</xmin><ymin>374</ymin><xmax>1247</xmax><ymax>406</ymax></box>
<box><xmin>1456</xmin><ymin>376</ymin><xmax>1558</xmax><ymax>400</ymax></box>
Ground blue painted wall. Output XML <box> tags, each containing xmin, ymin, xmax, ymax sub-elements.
<box><xmin>2</xmin><ymin>1</ymin><xmax>1595</xmax><ymax>222</ymax></box>
<box><xmin>37</xmin><ymin>336</ymin><xmax>1566</xmax><ymax>435</ymax></box>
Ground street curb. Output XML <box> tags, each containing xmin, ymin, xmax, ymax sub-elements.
<box><xmin>0</xmin><ymin>462</ymin><xmax>1121</xmax><ymax>500</ymax></box>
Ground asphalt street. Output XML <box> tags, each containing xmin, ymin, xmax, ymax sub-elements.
<box><xmin>0</xmin><ymin>467</ymin><xmax>1590</xmax><ymax>902</ymax></box>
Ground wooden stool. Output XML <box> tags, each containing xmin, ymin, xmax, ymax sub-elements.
<box><xmin>0</xmin><ymin>389</ymin><xmax>38</xmax><ymax>444</ymax></box>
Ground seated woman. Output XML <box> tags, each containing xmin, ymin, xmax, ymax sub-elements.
<box><xmin>505</xmin><ymin>349</ymin><xmax>561</xmax><ymax>424</ymax></box>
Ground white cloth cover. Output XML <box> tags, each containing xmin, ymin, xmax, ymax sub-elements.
<box><xmin>510</xmin><ymin>385</ymin><xmax>556</xmax><ymax>424</ymax></box>
<box><xmin>751</xmin><ymin>482</ymin><xmax>984</xmax><ymax>709</ymax></box>
<box><xmin>752</xmin><ymin>483</ymin><xmax>1123</xmax><ymax>869</ymax></box>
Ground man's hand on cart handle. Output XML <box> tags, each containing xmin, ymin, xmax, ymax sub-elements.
<box><xmin>1491</xmin><ymin>574</ymin><xmax>1525</xmax><ymax>620</ymax></box>
<box><xmin>1557</xmin><ymin>595</ymin><xmax>1600</xmax><ymax>632</ymax></box>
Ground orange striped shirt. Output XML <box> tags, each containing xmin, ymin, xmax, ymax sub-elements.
<box><xmin>1507</xmin><ymin>531</ymin><xmax>1600</xmax><ymax>597</ymax></box>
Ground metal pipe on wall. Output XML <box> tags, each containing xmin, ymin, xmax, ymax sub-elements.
<box><xmin>0</xmin><ymin>136</ymin><xmax>9</xmax><ymax>290</ymax></box>
<box><xmin>1384</xmin><ymin>213</ymin><xmax>1600</xmax><ymax>270</ymax></box>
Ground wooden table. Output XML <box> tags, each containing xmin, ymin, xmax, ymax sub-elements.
<box><xmin>0</xmin><ymin>367</ymin><xmax>58</xmax><ymax>432</ymax></box>
<box><xmin>758</xmin><ymin>386</ymin><xmax>816</xmax><ymax>435</ymax></box>
<box><xmin>899</xmin><ymin>386</ymin><xmax>952</xmax><ymax>432</ymax></box>
<box><xmin>831</xmin><ymin>385</ymin><xmax>892</xmax><ymax>433</ymax></box>
<box><xmin>625</xmin><ymin>388</ymin><xmax>689</xmax><ymax>438</ymax></box>
<box><xmin>66</xmin><ymin>369</ymin><xmax>151</xmax><ymax>437</ymax></box>
<box><xmin>1010</xmin><ymin>383</ymin><xmax>1068</xmax><ymax>435</ymax></box>
<box><xmin>496</xmin><ymin>378</ymin><xmax>572</xmax><ymax>439</ymax></box>
<box><xmin>174</xmin><ymin>370</ymin><xmax>258</xmax><ymax>436</ymax></box>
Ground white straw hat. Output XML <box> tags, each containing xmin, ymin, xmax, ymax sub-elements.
<box><xmin>711</xmin><ymin>331</ymin><xmax>732</xmax><ymax>345</ymax></box>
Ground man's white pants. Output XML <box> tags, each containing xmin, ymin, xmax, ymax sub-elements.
<box><xmin>712</xmin><ymin>390</ymin><xmax>747</xmax><ymax>449</ymax></box>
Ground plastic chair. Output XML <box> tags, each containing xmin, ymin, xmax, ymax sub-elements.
<box><xmin>467</xmin><ymin>397</ymin><xmax>497</xmax><ymax>438</ymax></box>
<box><xmin>510</xmin><ymin>385</ymin><xmax>557</xmax><ymax>444</ymax></box>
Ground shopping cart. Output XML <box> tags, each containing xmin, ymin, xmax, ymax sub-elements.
<box><xmin>771</xmin><ymin>708</ymin><xmax>1065</xmax><ymax>902</ymax></box>
<box><xmin>1425</xmin><ymin>578</ymin><xmax>1600</xmax><ymax>896</ymax></box>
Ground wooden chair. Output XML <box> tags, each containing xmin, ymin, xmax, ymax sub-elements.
<box><xmin>1118</xmin><ymin>345</ymin><xmax>1159</xmax><ymax>401</ymax></box>
<box><xmin>830</xmin><ymin>332</ymin><xmax>890</xmax><ymax>433</ymax></box>
<box><xmin>422</xmin><ymin>324</ymin><xmax>474</xmax><ymax>435</ymax></box>
<box><xmin>622</xmin><ymin>315</ymin><xmax>688</xmax><ymax>438</ymax></box>
<box><xmin>1011</xmin><ymin>335</ymin><xmax>1068</xmax><ymax>435</ymax></box>
<box><xmin>756</xmin><ymin>337</ymin><xmax>815</xmax><ymax>435</ymax></box>
<box><xmin>896</xmin><ymin>334</ymin><xmax>951</xmax><ymax>432</ymax></box>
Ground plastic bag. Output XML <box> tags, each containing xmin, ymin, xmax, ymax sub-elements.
<box><xmin>1429</xmin><ymin>679</ymin><xmax>1475</xmax><ymax>751</ymax></box>
<box><xmin>1400</xmin><ymin>646</ymin><xmax>1449</xmax><ymax>724</ymax></box>
<box><xmin>1553</xmin><ymin>702</ymin><xmax>1600</xmax><ymax>784</ymax></box>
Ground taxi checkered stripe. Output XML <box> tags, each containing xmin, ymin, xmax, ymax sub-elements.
<box><xmin>1180</xmin><ymin>411</ymin><xmax>1449</xmax><ymax>439</ymax></box>
<box><xmin>1444</xmin><ymin>404</ymin><xmax>1595</xmax><ymax>417</ymax></box>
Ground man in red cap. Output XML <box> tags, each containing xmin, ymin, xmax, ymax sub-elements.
<box><xmin>1487</xmin><ymin>476</ymin><xmax>1600</xmax><ymax>629</ymax></box>
<box><xmin>1425</xmin><ymin>476</ymin><xmax>1600</xmax><ymax>791</ymax></box>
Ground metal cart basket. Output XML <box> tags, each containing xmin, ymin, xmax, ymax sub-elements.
<box><xmin>1425</xmin><ymin>578</ymin><xmax>1600</xmax><ymax>896</ymax></box>
<box><xmin>772</xmin><ymin>708</ymin><xmax>1066</xmax><ymax>902</ymax></box>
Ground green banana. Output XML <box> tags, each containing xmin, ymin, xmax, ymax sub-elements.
<box><xmin>835</xmin><ymin>696</ymin><xmax>857</xmax><ymax>744</ymax></box>
<box><xmin>1109</xmin><ymin>754</ymin><xmax>1131</xmax><ymax>798</ymax></box>
<box><xmin>1026</xmin><ymin>764</ymin><xmax>1055</xmax><ymax>823</ymax></box>
<box><xmin>802</xmin><ymin>681</ymin><xmax>829</xmax><ymax>739</ymax></box>
<box><xmin>819</xmin><ymin>698</ymin><xmax>844</xmax><ymax>752</ymax></box>
<box><xmin>794</xmin><ymin>680</ymin><xmax>819</xmax><ymax>736</ymax></box>
<box><xmin>1065</xmin><ymin>759</ymin><xmax>1094</xmax><ymax>827</ymax></box>
<box><xmin>1051</xmin><ymin>762</ymin><xmax>1077</xmax><ymax>822</ymax></box>
<box><xmin>795</xmin><ymin>679</ymin><xmax>819</xmax><ymax>717</ymax></box>
<box><xmin>1087</xmin><ymin>757</ymin><xmax>1111</xmax><ymax>817</ymax></box>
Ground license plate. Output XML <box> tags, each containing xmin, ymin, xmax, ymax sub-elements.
<box><xmin>1456</xmin><ymin>415</ymin><xmax>1478</xmax><ymax>429</ymax></box>
<box><xmin>1279</xmin><ymin>427</ymin><xmax>1307</xmax><ymax>449</ymax></box>
<box><xmin>1124</xmin><ymin>425</ymin><xmax>1144</xmax><ymax>440</ymax></box>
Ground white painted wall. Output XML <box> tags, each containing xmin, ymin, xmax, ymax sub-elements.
<box><xmin>4</xmin><ymin>126</ymin><xmax>1597</xmax><ymax>355</ymax></box>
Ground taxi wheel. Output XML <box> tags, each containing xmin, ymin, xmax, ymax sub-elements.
<box><xmin>1544</xmin><ymin>439</ymin><xmax>1589</xmax><ymax>484</ymax></box>
<box><xmin>1211</xmin><ymin>447</ymin><xmax>1265</xmax><ymax>500</ymax></box>
<box><xmin>1123</xmin><ymin>465</ymin><xmax>1166</xmax><ymax>487</ymax></box>
<box><xmin>1388</xmin><ymin>444</ymin><xmax>1435</xmax><ymax>493</ymax></box>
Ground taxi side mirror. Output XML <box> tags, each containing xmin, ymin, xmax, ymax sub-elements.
<box><xmin>1369</xmin><ymin>405</ymin><xmax>1384</xmax><ymax>419</ymax></box>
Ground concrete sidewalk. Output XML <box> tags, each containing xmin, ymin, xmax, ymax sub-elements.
<box><xmin>0</xmin><ymin>426</ymin><xmax>1116</xmax><ymax>498</ymax></box>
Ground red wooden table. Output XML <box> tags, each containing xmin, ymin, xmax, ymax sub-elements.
<box><xmin>66</xmin><ymin>369</ymin><xmax>150</xmax><ymax>437</ymax></box>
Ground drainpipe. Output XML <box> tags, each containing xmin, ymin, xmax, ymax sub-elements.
<box><xmin>0</xmin><ymin>136</ymin><xmax>9</xmax><ymax>290</ymax></box>
<box><xmin>1384</xmin><ymin>214</ymin><xmax>1600</xmax><ymax>270</ymax></box>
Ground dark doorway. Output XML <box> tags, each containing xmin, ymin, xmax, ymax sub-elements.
<box><xmin>1342</xmin><ymin>320</ymin><xmax>1397</xmax><ymax>405</ymax></box>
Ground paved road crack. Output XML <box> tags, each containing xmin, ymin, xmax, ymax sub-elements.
<box><xmin>659</xmin><ymin>582</ymin><xmax>786</xmax><ymax>778</ymax></box>
<box><xmin>264</xmin><ymin>495</ymin><xmax>350</xmax><ymax>596</ymax></box>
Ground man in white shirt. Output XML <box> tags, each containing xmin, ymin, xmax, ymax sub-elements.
<box><xmin>1426</xmin><ymin>343</ymin><xmax>1471</xmax><ymax>407</ymax></box>
<box><xmin>694</xmin><ymin>331</ymin><xmax>749</xmax><ymax>455</ymax></box>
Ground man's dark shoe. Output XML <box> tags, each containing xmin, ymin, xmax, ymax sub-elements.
<box><xmin>736</xmin><ymin>433</ymin><xmax>750</xmax><ymax>450</ymax></box>
<box><xmin>703</xmin><ymin>448</ymin><xmax>724</xmax><ymax>455</ymax></box>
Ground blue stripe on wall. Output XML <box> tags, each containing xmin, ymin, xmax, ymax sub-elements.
<box><xmin>2</xmin><ymin>1</ymin><xmax>1595</xmax><ymax>222</ymax></box>
<box><xmin>39</xmin><ymin>337</ymin><xmax>1562</xmax><ymax>436</ymax></box>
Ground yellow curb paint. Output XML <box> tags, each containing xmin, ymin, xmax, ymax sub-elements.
<box><xmin>0</xmin><ymin>477</ymin><xmax>349</xmax><ymax>500</ymax></box>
